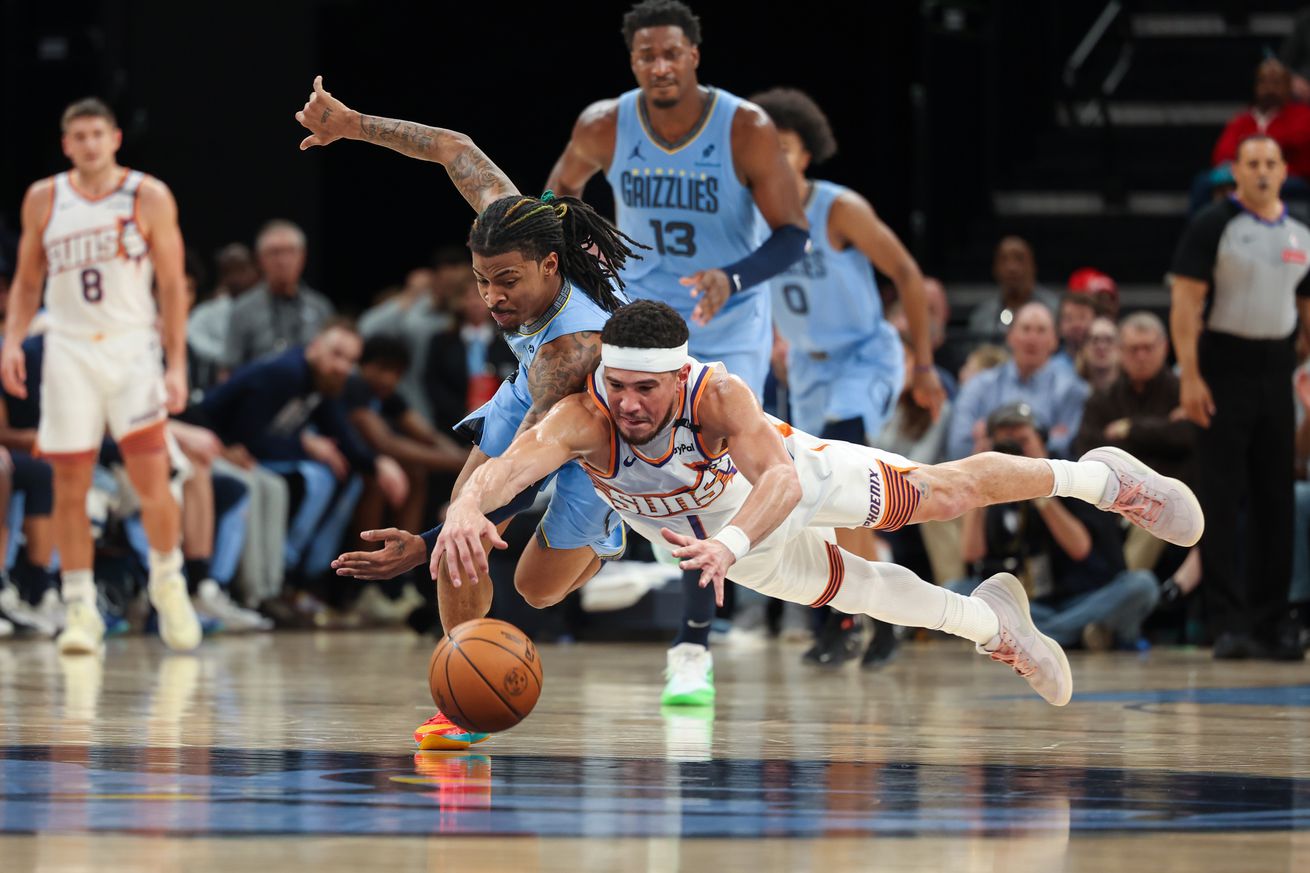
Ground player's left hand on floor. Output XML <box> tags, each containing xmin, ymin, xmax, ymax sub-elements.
<box><xmin>660</xmin><ymin>527</ymin><xmax>730</xmax><ymax>607</ymax></box>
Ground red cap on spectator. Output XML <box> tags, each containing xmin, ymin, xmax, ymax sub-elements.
<box><xmin>1068</xmin><ymin>267</ymin><xmax>1118</xmax><ymax>299</ymax></box>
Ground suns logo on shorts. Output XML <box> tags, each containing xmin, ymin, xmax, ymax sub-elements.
<box><xmin>589</xmin><ymin>457</ymin><xmax>736</xmax><ymax>519</ymax></box>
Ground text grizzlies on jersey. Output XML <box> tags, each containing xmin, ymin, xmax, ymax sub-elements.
<box><xmin>620</xmin><ymin>171</ymin><xmax>720</xmax><ymax>213</ymax></box>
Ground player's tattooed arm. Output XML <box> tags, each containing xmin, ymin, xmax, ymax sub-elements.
<box><xmin>357</xmin><ymin>118</ymin><xmax>517</xmax><ymax>211</ymax></box>
<box><xmin>296</xmin><ymin>75</ymin><xmax>518</xmax><ymax>212</ymax></box>
<box><xmin>518</xmin><ymin>331</ymin><xmax>602</xmax><ymax>436</ymax></box>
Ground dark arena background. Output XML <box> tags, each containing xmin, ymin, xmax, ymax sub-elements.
<box><xmin>2</xmin><ymin>1</ymin><xmax>1310</xmax><ymax>871</ymax></box>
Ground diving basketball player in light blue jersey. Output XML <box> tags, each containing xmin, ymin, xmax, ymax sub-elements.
<box><xmin>547</xmin><ymin>0</ymin><xmax>809</xmax><ymax>705</ymax></box>
<box><xmin>751</xmin><ymin>88</ymin><xmax>947</xmax><ymax>669</ymax></box>
<box><xmin>295</xmin><ymin>77</ymin><xmax>644</xmax><ymax>750</ymax></box>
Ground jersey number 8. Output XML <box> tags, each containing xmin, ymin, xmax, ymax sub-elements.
<box><xmin>80</xmin><ymin>268</ymin><xmax>104</xmax><ymax>303</ymax></box>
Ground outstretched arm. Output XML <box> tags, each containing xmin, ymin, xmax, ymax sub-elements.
<box><xmin>660</xmin><ymin>372</ymin><xmax>802</xmax><ymax>604</ymax></box>
<box><xmin>295</xmin><ymin>75</ymin><xmax>518</xmax><ymax>212</ymax></box>
<box><xmin>437</xmin><ymin>395</ymin><xmax>610</xmax><ymax>586</ymax></box>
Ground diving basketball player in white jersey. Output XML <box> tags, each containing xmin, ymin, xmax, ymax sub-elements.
<box><xmin>2</xmin><ymin>98</ymin><xmax>201</xmax><ymax>654</ymax></box>
<box><xmin>434</xmin><ymin>300</ymin><xmax>1205</xmax><ymax>706</ymax></box>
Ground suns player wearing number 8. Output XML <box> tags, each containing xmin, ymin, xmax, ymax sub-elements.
<box><xmin>546</xmin><ymin>0</ymin><xmax>809</xmax><ymax>706</ymax></box>
<box><xmin>1</xmin><ymin>98</ymin><xmax>201</xmax><ymax>655</ymax></box>
<box><xmin>750</xmin><ymin>88</ymin><xmax>947</xmax><ymax>667</ymax></box>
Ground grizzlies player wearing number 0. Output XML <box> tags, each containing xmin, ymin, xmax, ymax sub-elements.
<box><xmin>751</xmin><ymin>87</ymin><xmax>946</xmax><ymax>668</ymax></box>
<box><xmin>2</xmin><ymin>98</ymin><xmax>200</xmax><ymax>655</ymax></box>
<box><xmin>547</xmin><ymin>0</ymin><xmax>809</xmax><ymax>706</ymax></box>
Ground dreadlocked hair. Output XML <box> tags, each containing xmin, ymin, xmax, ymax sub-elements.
<box><xmin>467</xmin><ymin>194</ymin><xmax>648</xmax><ymax>314</ymax></box>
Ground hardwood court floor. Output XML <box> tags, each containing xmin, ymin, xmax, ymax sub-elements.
<box><xmin>0</xmin><ymin>630</ymin><xmax>1308</xmax><ymax>872</ymax></box>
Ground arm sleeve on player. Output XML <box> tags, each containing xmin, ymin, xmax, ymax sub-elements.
<box><xmin>720</xmin><ymin>223</ymin><xmax>809</xmax><ymax>293</ymax></box>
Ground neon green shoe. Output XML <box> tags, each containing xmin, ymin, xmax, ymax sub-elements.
<box><xmin>660</xmin><ymin>642</ymin><xmax>716</xmax><ymax>706</ymax></box>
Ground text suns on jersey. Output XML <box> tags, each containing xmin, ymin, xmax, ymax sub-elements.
<box><xmin>45</xmin><ymin>217</ymin><xmax>148</xmax><ymax>276</ymax></box>
<box><xmin>587</xmin><ymin>456</ymin><xmax>737</xmax><ymax>519</ymax></box>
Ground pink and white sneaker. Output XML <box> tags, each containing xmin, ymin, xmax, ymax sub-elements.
<box><xmin>972</xmin><ymin>573</ymin><xmax>1073</xmax><ymax>706</ymax></box>
<box><xmin>1080</xmin><ymin>446</ymin><xmax>1204</xmax><ymax>547</ymax></box>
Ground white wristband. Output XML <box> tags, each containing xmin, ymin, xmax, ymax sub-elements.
<box><xmin>711</xmin><ymin>525</ymin><xmax>751</xmax><ymax>561</ymax></box>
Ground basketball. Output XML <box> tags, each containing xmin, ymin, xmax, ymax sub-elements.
<box><xmin>428</xmin><ymin>618</ymin><xmax>543</xmax><ymax>733</ymax></box>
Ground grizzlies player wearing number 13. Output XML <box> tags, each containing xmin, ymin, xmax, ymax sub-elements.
<box><xmin>547</xmin><ymin>0</ymin><xmax>809</xmax><ymax>707</ymax></box>
<box><xmin>1</xmin><ymin>98</ymin><xmax>201</xmax><ymax>656</ymax></box>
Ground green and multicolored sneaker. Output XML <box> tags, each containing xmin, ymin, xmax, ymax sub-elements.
<box><xmin>660</xmin><ymin>642</ymin><xmax>715</xmax><ymax>706</ymax></box>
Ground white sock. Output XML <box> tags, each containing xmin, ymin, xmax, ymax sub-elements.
<box><xmin>61</xmin><ymin>569</ymin><xmax>96</xmax><ymax>605</ymax></box>
<box><xmin>826</xmin><ymin>555</ymin><xmax>999</xmax><ymax>645</ymax></box>
<box><xmin>148</xmin><ymin>547</ymin><xmax>184</xmax><ymax>588</ymax></box>
<box><xmin>1043</xmin><ymin>458</ymin><xmax>1112</xmax><ymax>505</ymax></box>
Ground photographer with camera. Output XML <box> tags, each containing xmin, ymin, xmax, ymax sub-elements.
<box><xmin>948</xmin><ymin>403</ymin><xmax>1160</xmax><ymax>650</ymax></box>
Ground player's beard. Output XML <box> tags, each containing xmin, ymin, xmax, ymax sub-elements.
<box><xmin>618</xmin><ymin>401</ymin><xmax>677</xmax><ymax>446</ymax></box>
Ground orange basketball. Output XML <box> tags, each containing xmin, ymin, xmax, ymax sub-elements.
<box><xmin>428</xmin><ymin>618</ymin><xmax>543</xmax><ymax>733</ymax></box>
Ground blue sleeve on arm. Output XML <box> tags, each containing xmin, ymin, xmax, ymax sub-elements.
<box><xmin>721</xmin><ymin>224</ymin><xmax>809</xmax><ymax>293</ymax></box>
<box><xmin>418</xmin><ymin>480</ymin><xmax>546</xmax><ymax>555</ymax></box>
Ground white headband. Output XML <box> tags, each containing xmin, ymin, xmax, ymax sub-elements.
<box><xmin>600</xmin><ymin>342</ymin><xmax>688</xmax><ymax>373</ymax></box>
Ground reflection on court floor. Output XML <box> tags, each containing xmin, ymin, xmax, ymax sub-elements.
<box><xmin>1</xmin><ymin>745</ymin><xmax>1307</xmax><ymax>838</ymax></box>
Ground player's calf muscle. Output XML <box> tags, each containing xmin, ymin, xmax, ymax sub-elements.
<box><xmin>905</xmin><ymin>464</ymin><xmax>982</xmax><ymax>523</ymax></box>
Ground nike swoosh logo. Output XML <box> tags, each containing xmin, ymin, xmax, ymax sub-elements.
<box><xmin>623</xmin><ymin>456</ymin><xmax>636</xmax><ymax>467</ymax></box>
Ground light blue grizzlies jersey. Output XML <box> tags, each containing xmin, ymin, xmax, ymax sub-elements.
<box><xmin>456</xmin><ymin>276</ymin><xmax>626</xmax><ymax>557</ymax></box>
<box><xmin>605</xmin><ymin>87</ymin><xmax>771</xmax><ymax>387</ymax></box>
<box><xmin>771</xmin><ymin>180</ymin><xmax>903</xmax><ymax>440</ymax></box>
<box><xmin>772</xmin><ymin>180</ymin><xmax>882</xmax><ymax>354</ymax></box>
<box><xmin>476</xmin><ymin>277</ymin><xmax>614</xmax><ymax>451</ymax></box>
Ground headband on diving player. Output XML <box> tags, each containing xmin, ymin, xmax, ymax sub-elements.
<box><xmin>600</xmin><ymin>342</ymin><xmax>689</xmax><ymax>373</ymax></box>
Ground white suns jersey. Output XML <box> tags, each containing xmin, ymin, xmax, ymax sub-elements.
<box><xmin>581</xmin><ymin>357</ymin><xmax>825</xmax><ymax>545</ymax></box>
<box><xmin>42</xmin><ymin>169</ymin><xmax>156</xmax><ymax>336</ymax></box>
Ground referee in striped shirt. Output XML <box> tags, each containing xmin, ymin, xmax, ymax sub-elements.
<box><xmin>1170</xmin><ymin>134</ymin><xmax>1310</xmax><ymax>660</ymax></box>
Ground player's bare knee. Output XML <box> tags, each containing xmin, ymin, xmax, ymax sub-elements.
<box><xmin>515</xmin><ymin>580</ymin><xmax>565</xmax><ymax>610</ymax></box>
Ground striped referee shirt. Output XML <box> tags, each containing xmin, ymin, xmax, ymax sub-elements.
<box><xmin>1171</xmin><ymin>197</ymin><xmax>1310</xmax><ymax>339</ymax></box>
